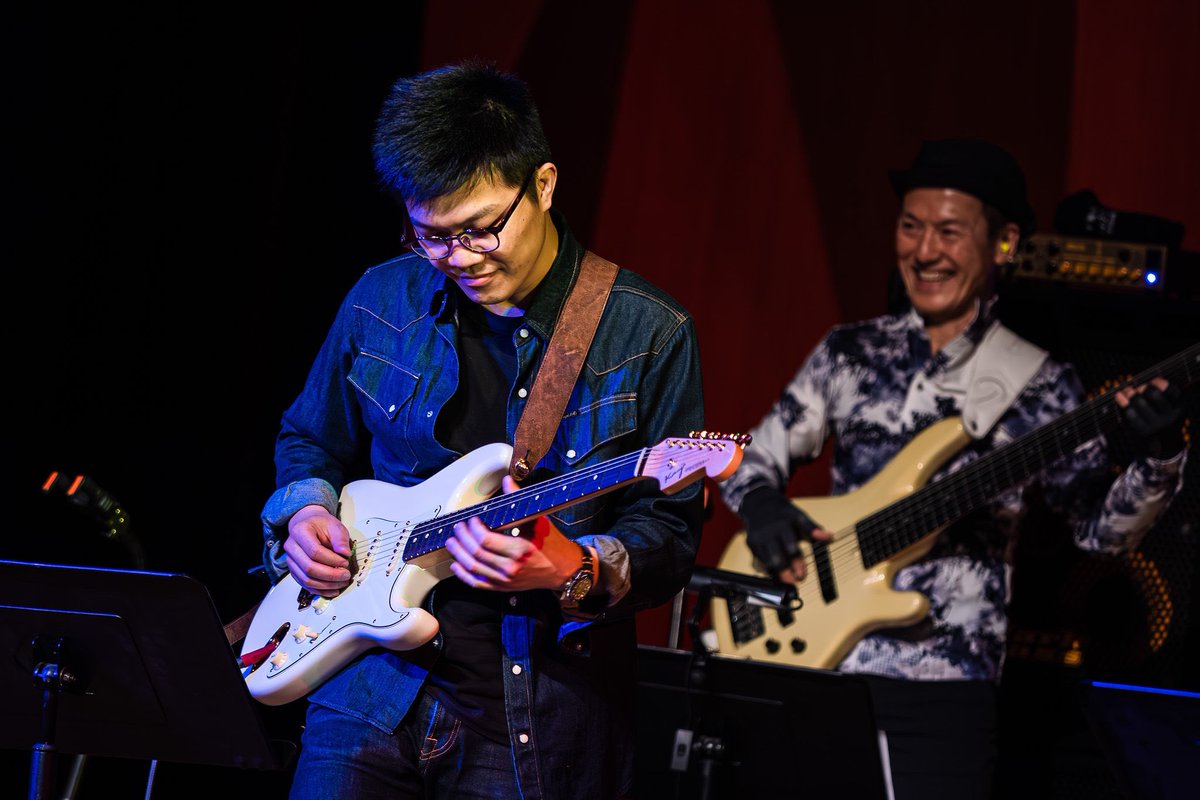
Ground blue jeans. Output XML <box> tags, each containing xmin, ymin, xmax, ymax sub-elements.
<box><xmin>288</xmin><ymin>692</ymin><xmax>521</xmax><ymax>800</ymax></box>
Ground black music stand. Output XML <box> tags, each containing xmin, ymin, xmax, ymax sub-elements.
<box><xmin>0</xmin><ymin>560</ymin><xmax>293</xmax><ymax>799</ymax></box>
<box><xmin>634</xmin><ymin>644</ymin><xmax>891</xmax><ymax>799</ymax></box>
<box><xmin>1081</xmin><ymin>679</ymin><xmax>1200</xmax><ymax>800</ymax></box>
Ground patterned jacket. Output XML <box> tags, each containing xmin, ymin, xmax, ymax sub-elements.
<box><xmin>719</xmin><ymin>300</ymin><xmax>1186</xmax><ymax>681</ymax></box>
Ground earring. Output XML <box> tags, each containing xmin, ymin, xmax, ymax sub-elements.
<box><xmin>1000</xmin><ymin>241</ymin><xmax>1010</xmax><ymax>253</ymax></box>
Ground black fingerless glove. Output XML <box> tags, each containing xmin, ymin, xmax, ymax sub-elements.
<box><xmin>1122</xmin><ymin>382</ymin><xmax>1186</xmax><ymax>460</ymax></box>
<box><xmin>738</xmin><ymin>486</ymin><xmax>818</xmax><ymax>577</ymax></box>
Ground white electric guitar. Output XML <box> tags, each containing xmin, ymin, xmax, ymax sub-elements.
<box><xmin>241</xmin><ymin>431</ymin><xmax>749</xmax><ymax>706</ymax></box>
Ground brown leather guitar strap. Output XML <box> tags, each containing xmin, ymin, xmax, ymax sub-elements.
<box><xmin>509</xmin><ymin>250</ymin><xmax>619</xmax><ymax>481</ymax></box>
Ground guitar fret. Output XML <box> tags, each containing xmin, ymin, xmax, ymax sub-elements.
<box><xmin>858</xmin><ymin>342</ymin><xmax>1199</xmax><ymax>568</ymax></box>
<box><xmin>399</xmin><ymin>445</ymin><xmax>664</xmax><ymax>560</ymax></box>
<box><xmin>243</xmin><ymin>434</ymin><xmax>753</xmax><ymax>707</ymax></box>
<box><xmin>708</xmin><ymin>347</ymin><xmax>1197</xmax><ymax>676</ymax></box>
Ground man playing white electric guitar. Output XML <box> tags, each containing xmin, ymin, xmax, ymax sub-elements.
<box><xmin>252</xmin><ymin>63</ymin><xmax>716</xmax><ymax>800</ymax></box>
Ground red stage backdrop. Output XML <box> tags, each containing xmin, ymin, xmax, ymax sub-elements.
<box><xmin>418</xmin><ymin>0</ymin><xmax>1200</xmax><ymax>645</ymax></box>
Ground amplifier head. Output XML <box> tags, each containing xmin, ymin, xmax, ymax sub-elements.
<box><xmin>1006</xmin><ymin>233</ymin><xmax>1168</xmax><ymax>292</ymax></box>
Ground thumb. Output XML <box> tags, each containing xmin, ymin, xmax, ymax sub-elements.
<box><xmin>328</xmin><ymin>518</ymin><xmax>353</xmax><ymax>559</ymax></box>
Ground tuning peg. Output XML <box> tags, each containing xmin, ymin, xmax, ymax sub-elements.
<box><xmin>688</xmin><ymin>430</ymin><xmax>753</xmax><ymax>447</ymax></box>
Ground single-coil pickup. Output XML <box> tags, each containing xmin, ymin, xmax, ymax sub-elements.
<box><xmin>354</xmin><ymin>536</ymin><xmax>380</xmax><ymax>586</ymax></box>
<box><xmin>385</xmin><ymin>523</ymin><xmax>413</xmax><ymax>575</ymax></box>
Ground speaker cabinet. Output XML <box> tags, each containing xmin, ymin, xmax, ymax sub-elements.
<box><xmin>994</xmin><ymin>281</ymin><xmax>1199</xmax><ymax>799</ymax></box>
<box><xmin>997</xmin><ymin>282</ymin><xmax>1199</xmax><ymax>688</ymax></box>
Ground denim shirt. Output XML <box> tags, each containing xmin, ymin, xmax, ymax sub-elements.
<box><xmin>260</xmin><ymin>211</ymin><xmax>704</xmax><ymax>798</ymax></box>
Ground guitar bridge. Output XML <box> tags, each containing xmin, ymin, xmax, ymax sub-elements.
<box><xmin>726</xmin><ymin>593</ymin><xmax>765</xmax><ymax>645</ymax></box>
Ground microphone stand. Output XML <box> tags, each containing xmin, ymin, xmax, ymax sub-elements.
<box><xmin>674</xmin><ymin>569</ymin><xmax>800</xmax><ymax>799</ymax></box>
<box><xmin>682</xmin><ymin>585</ymin><xmax>725</xmax><ymax>800</ymax></box>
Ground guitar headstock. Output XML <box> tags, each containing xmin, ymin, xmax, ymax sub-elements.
<box><xmin>642</xmin><ymin>431</ymin><xmax>752</xmax><ymax>494</ymax></box>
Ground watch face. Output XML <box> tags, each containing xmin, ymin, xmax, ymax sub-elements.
<box><xmin>569</xmin><ymin>573</ymin><xmax>593</xmax><ymax>600</ymax></box>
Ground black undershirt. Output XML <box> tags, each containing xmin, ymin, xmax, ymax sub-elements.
<box><xmin>426</xmin><ymin>296</ymin><xmax>523</xmax><ymax>743</ymax></box>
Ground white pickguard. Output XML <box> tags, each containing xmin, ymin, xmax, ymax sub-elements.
<box><xmin>241</xmin><ymin>443</ymin><xmax>511</xmax><ymax>706</ymax></box>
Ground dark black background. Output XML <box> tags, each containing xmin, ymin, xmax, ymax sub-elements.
<box><xmin>5</xmin><ymin>7</ymin><xmax>424</xmax><ymax>610</ymax></box>
<box><xmin>4</xmin><ymin>7</ymin><xmax>425</xmax><ymax>796</ymax></box>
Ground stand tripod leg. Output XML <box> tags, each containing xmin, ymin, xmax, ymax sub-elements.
<box><xmin>30</xmin><ymin>678</ymin><xmax>60</xmax><ymax>800</ymax></box>
<box><xmin>145</xmin><ymin>759</ymin><xmax>159</xmax><ymax>800</ymax></box>
<box><xmin>28</xmin><ymin>638</ymin><xmax>78</xmax><ymax>800</ymax></box>
<box><xmin>29</xmin><ymin>742</ymin><xmax>55</xmax><ymax>800</ymax></box>
<box><xmin>63</xmin><ymin>755</ymin><xmax>89</xmax><ymax>799</ymax></box>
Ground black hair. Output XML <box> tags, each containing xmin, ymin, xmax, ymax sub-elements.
<box><xmin>983</xmin><ymin>203</ymin><xmax>1013</xmax><ymax>243</ymax></box>
<box><xmin>372</xmin><ymin>60</ymin><xmax>552</xmax><ymax>205</ymax></box>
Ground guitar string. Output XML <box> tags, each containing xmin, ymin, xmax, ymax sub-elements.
<box><xmin>853</xmin><ymin>344</ymin><xmax>1195</xmax><ymax>563</ymax></box>
<box><xmin>353</xmin><ymin>449</ymin><xmax>648</xmax><ymax>566</ymax></box>
<box><xmin>401</xmin><ymin>440</ymin><xmax>737</xmax><ymax>542</ymax></box>
<box><xmin>754</xmin><ymin>391</ymin><xmax>1116</xmax><ymax>598</ymax></box>
<box><xmin>346</xmin><ymin>441</ymin><xmax>733</xmax><ymax>575</ymax></box>
<box><xmin>731</xmin><ymin>348</ymin><xmax>1197</xmax><ymax>637</ymax></box>
<box><xmin>783</xmin><ymin>386</ymin><xmax>1123</xmax><ymax>616</ymax></box>
<box><xmin>762</xmin><ymin>344</ymin><xmax>1197</xmax><ymax>610</ymax></box>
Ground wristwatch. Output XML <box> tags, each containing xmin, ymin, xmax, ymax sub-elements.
<box><xmin>559</xmin><ymin>542</ymin><xmax>594</xmax><ymax>607</ymax></box>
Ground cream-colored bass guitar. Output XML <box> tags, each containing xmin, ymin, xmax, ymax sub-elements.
<box><xmin>242</xmin><ymin>432</ymin><xmax>749</xmax><ymax>706</ymax></box>
<box><xmin>712</xmin><ymin>343</ymin><xmax>1198</xmax><ymax>669</ymax></box>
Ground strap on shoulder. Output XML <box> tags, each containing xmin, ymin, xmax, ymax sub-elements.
<box><xmin>962</xmin><ymin>321</ymin><xmax>1048</xmax><ymax>439</ymax></box>
<box><xmin>509</xmin><ymin>251</ymin><xmax>619</xmax><ymax>479</ymax></box>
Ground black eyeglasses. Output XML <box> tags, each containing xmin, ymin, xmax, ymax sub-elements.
<box><xmin>405</xmin><ymin>169</ymin><xmax>535</xmax><ymax>261</ymax></box>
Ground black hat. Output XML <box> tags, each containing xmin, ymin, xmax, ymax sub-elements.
<box><xmin>889</xmin><ymin>139</ymin><xmax>1036</xmax><ymax>237</ymax></box>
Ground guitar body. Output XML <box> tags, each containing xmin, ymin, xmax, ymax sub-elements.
<box><xmin>712</xmin><ymin>343</ymin><xmax>1200</xmax><ymax>669</ymax></box>
<box><xmin>240</xmin><ymin>431</ymin><xmax>750</xmax><ymax>706</ymax></box>
<box><xmin>242</xmin><ymin>442</ymin><xmax>513</xmax><ymax>706</ymax></box>
<box><xmin>711</xmin><ymin>417</ymin><xmax>971</xmax><ymax>669</ymax></box>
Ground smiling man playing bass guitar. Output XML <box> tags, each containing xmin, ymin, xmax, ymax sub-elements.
<box><xmin>717</xmin><ymin>139</ymin><xmax>1189</xmax><ymax>800</ymax></box>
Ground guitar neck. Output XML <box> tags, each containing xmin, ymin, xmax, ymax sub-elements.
<box><xmin>401</xmin><ymin>447</ymin><xmax>649</xmax><ymax>561</ymax></box>
<box><xmin>858</xmin><ymin>342</ymin><xmax>1199</xmax><ymax>566</ymax></box>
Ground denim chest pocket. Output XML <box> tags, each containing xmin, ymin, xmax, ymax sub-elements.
<box><xmin>546</xmin><ymin>393</ymin><xmax>638</xmax><ymax>534</ymax></box>
<box><xmin>348</xmin><ymin>351</ymin><xmax>419</xmax><ymax>419</ymax></box>
<box><xmin>550</xmin><ymin>392</ymin><xmax>638</xmax><ymax>467</ymax></box>
<box><xmin>347</xmin><ymin>351</ymin><xmax>423</xmax><ymax>472</ymax></box>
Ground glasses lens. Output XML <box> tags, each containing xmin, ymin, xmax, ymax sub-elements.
<box><xmin>412</xmin><ymin>238</ymin><xmax>451</xmax><ymax>260</ymax></box>
<box><xmin>460</xmin><ymin>231</ymin><xmax>499</xmax><ymax>253</ymax></box>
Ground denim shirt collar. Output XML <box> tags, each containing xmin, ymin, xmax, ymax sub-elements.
<box><xmin>519</xmin><ymin>209</ymin><xmax>585</xmax><ymax>340</ymax></box>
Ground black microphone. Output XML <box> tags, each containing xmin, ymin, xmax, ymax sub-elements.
<box><xmin>687</xmin><ymin>566</ymin><xmax>800</xmax><ymax>610</ymax></box>
<box><xmin>42</xmin><ymin>471</ymin><xmax>145</xmax><ymax>569</ymax></box>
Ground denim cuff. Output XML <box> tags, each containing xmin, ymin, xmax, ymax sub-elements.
<box><xmin>260</xmin><ymin>477</ymin><xmax>340</xmax><ymax>582</ymax></box>
<box><xmin>579</xmin><ymin>534</ymin><xmax>630</xmax><ymax>607</ymax></box>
